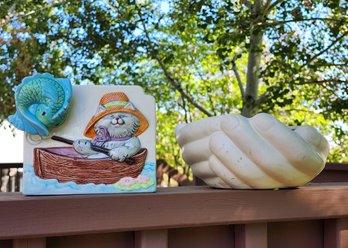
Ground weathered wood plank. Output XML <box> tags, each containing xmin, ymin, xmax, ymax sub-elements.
<box><xmin>1</xmin><ymin>184</ymin><xmax>348</xmax><ymax>238</ymax></box>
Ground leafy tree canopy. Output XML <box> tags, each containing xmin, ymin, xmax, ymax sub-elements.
<box><xmin>0</xmin><ymin>0</ymin><xmax>347</xmax><ymax>167</ymax></box>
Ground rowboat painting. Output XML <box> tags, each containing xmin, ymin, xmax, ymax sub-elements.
<box><xmin>34</xmin><ymin>147</ymin><xmax>147</xmax><ymax>185</ymax></box>
<box><xmin>17</xmin><ymin>83</ymin><xmax>156</xmax><ymax>195</ymax></box>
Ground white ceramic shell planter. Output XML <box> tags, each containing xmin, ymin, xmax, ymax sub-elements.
<box><xmin>175</xmin><ymin>113</ymin><xmax>330</xmax><ymax>189</ymax></box>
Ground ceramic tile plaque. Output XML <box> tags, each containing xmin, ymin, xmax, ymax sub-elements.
<box><xmin>21</xmin><ymin>85</ymin><xmax>156</xmax><ymax>195</ymax></box>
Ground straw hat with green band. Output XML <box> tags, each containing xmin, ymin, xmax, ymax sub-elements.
<box><xmin>83</xmin><ymin>92</ymin><xmax>149</xmax><ymax>138</ymax></box>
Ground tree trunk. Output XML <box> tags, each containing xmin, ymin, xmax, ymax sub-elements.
<box><xmin>241</xmin><ymin>0</ymin><xmax>265</xmax><ymax>117</ymax></box>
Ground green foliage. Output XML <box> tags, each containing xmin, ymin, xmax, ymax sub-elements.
<box><xmin>0</xmin><ymin>0</ymin><xmax>347</xmax><ymax>165</ymax></box>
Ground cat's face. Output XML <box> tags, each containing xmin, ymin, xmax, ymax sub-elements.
<box><xmin>94</xmin><ymin>112</ymin><xmax>140</xmax><ymax>138</ymax></box>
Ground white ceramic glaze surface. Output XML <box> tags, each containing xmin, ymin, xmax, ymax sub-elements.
<box><xmin>175</xmin><ymin>113</ymin><xmax>330</xmax><ymax>189</ymax></box>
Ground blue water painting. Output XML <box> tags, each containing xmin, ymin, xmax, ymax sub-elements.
<box><xmin>23</xmin><ymin>162</ymin><xmax>156</xmax><ymax>195</ymax></box>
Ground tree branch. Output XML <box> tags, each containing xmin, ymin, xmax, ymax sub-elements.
<box><xmin>155</xmin><ymin>55</ymin><xmax>214</xmax><ymax>117</ymax></box>
<box><xmin>232</xmin><ymin>61</ymin><xmax>245</xmax><ymax>99</ymax></box>
<box><xmin>179</xmin><ymin>93</ymin><xmax>189</xmax><ymax>123</ymax></box>
<box><xmin>303</xmin><ymin>30</ymin><xmax>348</xmax><ymax>68</ymax></box>
<box><xmin>266</xmin><ymin>17</ymin><xmax>348</xmax><ymax>26</ymax></box>
<box><xmin>188</xmin><ymin>53</ymin><xmax>218</xmax><ymax>115</ymax></box>
<box><xmin>205</xmin><ymin>85</ymin><xmax>218</xmax><ymax>116</ymax></box>
<box><xmin>281</xmin><ymin>108</ymin><xmax>316</xmax><ymax>113</ymax></box>
<box><xmin>6</xmin><ymin>0</ymin><xmax>66</xmax><ymax>19</ymax></box>
<box><xmin>316</xmin><ymin>63</ymin><xmax>348</xmax><ymax>67</ymax></box>
<box><xmin>135</xmin><ymin>4</ymin><xmax>213</xmax><ymax>117</ymax></box>
<box><xmin>8</xmin><ymin>3</ymin><xmax>17</xmax><ymax>15</ymax></box>
<box><xmin>256</xmin><ymin>77</ymin><xmax>347</xmax><ymax>111</ymax></box>
<box><xmin>255</xmin><ymin>89</ymin><xmax>272</xmax><ymax>108</ymax></box>
<box><xmin>263</xmin><ymin>0</ymin><xmax>274</xmax><ymax>16</ymax></box>
<box><xmin>103</xmin><ymin>0</ymin><xmax>118</xmax><ymax>13</ymax></box>
<box><xmin>199</xmin><ymin>78</ymin><xmax>218</xmax><ymax>116</ymax></box>
<box><xmin>296</xmin><ymin>79</ymin><xmax>348</xmax><ymax>85</ymax></box>
<box><xmin>321</xmin><ymin>84</ymin><xmax>343</xmax><ymax>99</ymax></box>
<box><xmin>267</xmin><ymin>0</ymin><xmax>285</xmax><ymax>12</ymax></box>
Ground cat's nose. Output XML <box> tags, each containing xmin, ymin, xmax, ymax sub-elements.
<box><xmin>112</xmin><ymin>117</ymin><xmax>123</xmax><ymax>125</ymax></box>
<box><xmin>111</xmin><ymin>118</ymin><xmax>118</xmax><ymax>125</ymax></box>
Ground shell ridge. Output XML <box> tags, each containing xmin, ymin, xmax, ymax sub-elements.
<box><xmin>8</xmin><ymin>73</ymin><xmax>72</xmax><ymax>136</ymax></box>
<box><xmin>16</xmin><ymin>81</ymin><xmax>42</xmax><ymax>108</ymax></box>
<box><xmin>51</xmin><ymin>78</ymin><xmax>72</xmax><ymax>121</ymax></box>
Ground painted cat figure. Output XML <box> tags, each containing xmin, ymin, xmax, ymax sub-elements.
<box><xmin>73</xmin><ymin>112</ymin><xmax>141</xmax><ymax>162</ymax></box>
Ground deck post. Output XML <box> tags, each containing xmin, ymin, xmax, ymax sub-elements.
<box><xmin>324</xmin><ymin>218</ymin><xmax>348</xmax><ymax>248</ymax></box>
<box><xmin>135</xmin><ymin>229</ymin><xmax>168</xmax><ymax>248</ymax></box>
<box><xmin>13</xmin><ymin>238</ymin><xmax>46</xmax><ymax>248</ymax></box>
<box><xmin>235</xmin><ymin>223</ymin><xmax>267</xmax><ymax>248</ymax></box>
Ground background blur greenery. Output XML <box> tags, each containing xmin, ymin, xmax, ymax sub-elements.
<box><xmin>0</xmin><ymin>0</ymin><xmax>347</xmax><ymax>176</ymax></box>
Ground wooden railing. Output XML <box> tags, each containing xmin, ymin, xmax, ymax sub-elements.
<box><xmin>1</xmin><ymin>184</ymin><xmax>348</xmax><ymax>247</ymax></box>
<box><xmin>1</xmin><ymin>163</ymin><xmax>348</xmax><ymax>247</ymax></box>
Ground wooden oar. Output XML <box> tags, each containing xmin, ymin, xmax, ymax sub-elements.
<box><xmin>51</xmin><ymin>135</ymin><xmax>135</xmax><ymax>164</ymax></box>
<box><xmin>51</xmin><ymin>135</ymin><xmax>109</xmax><ymax>155</ymax></box>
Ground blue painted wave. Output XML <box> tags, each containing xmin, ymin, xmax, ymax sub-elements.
<box><xmin>22</xmin><ymin>162</ymin><xmax>156</xmax><ymax>195</ymax></box>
